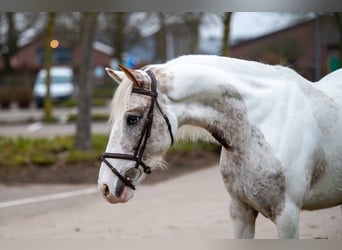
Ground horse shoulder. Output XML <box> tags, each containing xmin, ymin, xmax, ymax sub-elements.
<box><xmin>220</xmin><ymin>125</ymin><xmax>286</xmax><ymax>221</ymax></box>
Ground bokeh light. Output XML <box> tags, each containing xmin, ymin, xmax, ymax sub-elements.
<box><xmin>50</xmin><ymin>39</ymin><xmax>59</xmax><ymax>48</ymax></box>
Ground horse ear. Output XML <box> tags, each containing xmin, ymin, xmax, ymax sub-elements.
<box><xmin>105</xmin><ymin>67</ymin><xmax>124</xmax><ymax>84</ymax></box>
<box><xmin>118</xmin><ymin>64</ymin><xmax>142</xmax><ymax>88</ymax></box>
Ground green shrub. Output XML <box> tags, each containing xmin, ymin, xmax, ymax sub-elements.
<box><xmin>0</xmin><ymin>135</ymin><xmax>105</xmax><ymax>168</ymax></box>
<box><xmin>13</xmin><ymin>155</ymin><xmax>29</xmax><ymax>166</ymax></box>
<box><xmin>91</xmin><ymin>98</ymin><xmax>108</xmax><ymax>107</ymax></box>
<box><xmin>65</xmin><ymin>150</ymin><xmax>99</xmax><ymax>164</ymax></box>
<box><xmin>92</xmin><ymin>84</ymin><xmax>116</xmax><ymax>99</ymax></box>
<box><xmin>0</xmin><ymin>134</ymin><xmax>218</xmax><ymax>168</ymax></box>
<box><xmin>56</xmin><ymin>99</ymin><xmax>77</xmax><ymax>108</ymax></box>
<box><xmin>31</xmin><ymin>154</ymin><xmax>56</xmax><ymax>166</ymax></box>
<box><xmin>91</xmin><ymin>113</ymin><xmax>109</xmax><ymax>121</ymax></box>
<box><xmin>56</xmin><ymin>98</ymin><xmax>108</xmax><ymax>108</ymax></box>
<box><xmin>169</xmin><ymin>140</ymin><xmax>219</xmax><ymax>153</ymax></box>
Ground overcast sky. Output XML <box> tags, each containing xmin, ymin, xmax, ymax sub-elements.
<box><xmin>201</xmin><ymin>12</ymin><xmax>315</xmax><ymax>42</ymax></box>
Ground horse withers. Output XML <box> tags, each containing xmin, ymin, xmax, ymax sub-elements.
<box><xmin>98</xmin><ymin>55</ymin><xmax>342</xmax><ymax>238</ymax></box>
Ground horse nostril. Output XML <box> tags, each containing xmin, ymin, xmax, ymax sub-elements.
<box><xmin>101</xmin><ymin>184</ymin><xmax>110</xmax><ymax>197</ymax></box>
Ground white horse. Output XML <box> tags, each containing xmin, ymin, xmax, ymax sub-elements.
<box><xmin>98</xmin><ymin>55</ymin><xmax>342</xmax><ymax>239</ymax></box>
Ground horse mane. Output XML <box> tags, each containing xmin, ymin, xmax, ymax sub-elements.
<box><xmin>109</xmin><ymin>77</ymin><xmax>133</xmax><ymax>124</ymax></box>
<box><xmin>176</xmin><ymin>125</ymin><xmax>219</xmax><ymax>144</ymax></box>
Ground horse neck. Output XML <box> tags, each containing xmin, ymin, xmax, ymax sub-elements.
<box><xmin>165</xmin><ymin>56</ymin><xmax>307</xmax><ymax>126</ymax></box>
<box><xmin>165</xmin><ymin>63</ymin><xmax>252</xmax><ymax>152</ymax></box>
<box><xmin>162</xmin><ymin>57</ymin><xmax>312</xmax><ymax>155</ymax></box>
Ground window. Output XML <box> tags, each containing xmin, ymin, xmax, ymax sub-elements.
<box><xmin>37</xmin><ymin>47</ymin><xmax>72</xmax><ymax>65</ymax></box>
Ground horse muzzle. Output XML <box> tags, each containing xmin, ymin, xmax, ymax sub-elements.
<box><xmin>99</xmin><ymin>183</ymin><xmax>133</xmax><ymax>204</ymax></box>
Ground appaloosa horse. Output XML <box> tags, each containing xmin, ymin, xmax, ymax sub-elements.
<box><xmin>98</xmin><ymin>55</ymin><xmax>342</xmax><ymax>238</ymax></box>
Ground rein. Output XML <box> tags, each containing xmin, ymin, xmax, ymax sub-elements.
<box><xmin>101</xmin><ymin>70</ymin><xmax>174</xmax><ymax>190</ymax></box>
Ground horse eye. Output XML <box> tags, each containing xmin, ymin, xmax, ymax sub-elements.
<box><xmin>125</xmin><ymin>167</ymin><xmax>141</xmax><ymax>181</ymax></box>
<box><xmin>126</xmin><ymin>114</ymin><xmax>141</xmax><ymax>126</ymax></box>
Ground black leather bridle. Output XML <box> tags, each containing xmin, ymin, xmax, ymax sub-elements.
<box><xmin>101</xmin><ymin>70</ymin><xmax>174</xmax><ymax>190</ymax></box>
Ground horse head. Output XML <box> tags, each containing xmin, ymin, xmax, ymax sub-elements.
<box><xmin>98</xmin><ymin>65</ymin><xmax>176</xmax><ymax>203</ymax></box>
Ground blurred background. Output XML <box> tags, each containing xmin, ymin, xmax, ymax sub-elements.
<box><xmin>0</xmin><ymin>11</ymin><xmax>341</xmax><ymax>182</ymax></box>
<box><xmin>0</xmin><ymin>12</ymin><xmax>342</xmax><ymax>239</ymax></box>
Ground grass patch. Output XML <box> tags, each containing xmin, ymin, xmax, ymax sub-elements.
<box><xmin>169</xmin><ymin>140</ymin><xmax>220</xmax><ymax>153</ymax></box>
<box><xmin>55</xmin><ymin>99</ymin><xmax>77</xmax><ymax>108</ymax></box>
<box><xmin>0</xmin><ymin>135</ymin><xmax>219</xmax><ymax>169</ymax></box>
<box><xmin>92</xmin><ymin>83</ymin><xmax>116</xmax><ymax>99</ymax></box>
<box><xmin>65</xmin><ymin>150</ymin><xmax>100</xmax><ymax>164</ymax></box>
<box><xmin>32</xmin><ymin>154</ymin><xmax>56</xmax><ymax>166</ymax></box>
<box><xmin>91</xmin><ymin>113</ymin><xmax>110</xmax><ymax>121</ymax></box>
<box><xmin>55</xmin><ymin>98</ymin><xmax>109</xmax><ymax>108</ymax></box>
<box><xmin>0</xmin><ymin>135</ymin><xmax>107</xmax><ymax>168</ymax></box>
<box><xmin>91</xmin><ymin>99</ymin><xmax>109</xmax><ymax>107</ymax></box>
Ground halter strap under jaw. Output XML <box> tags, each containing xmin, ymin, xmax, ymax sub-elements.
<box><xmin>101</xmin><ymin>70</ymin><xmax>174</xmax><ymax>190</ymax></box>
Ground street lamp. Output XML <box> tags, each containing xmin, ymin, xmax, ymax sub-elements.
<box><xmin>50</xmin><ymin>39</ymin><xmax>59</xmax><ymax>49</ymax></box>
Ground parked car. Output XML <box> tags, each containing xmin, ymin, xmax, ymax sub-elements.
<box><xmin>33</xmin><ymin>66</ymin><xmax>74</xmax><ymax>108</ymax></box>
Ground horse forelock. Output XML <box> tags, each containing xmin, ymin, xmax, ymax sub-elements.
<box><xmin>110</xmin><ymin>77</ymin><xmax>133</xmax><ymax>124</ymax></box>
<box><xmin>109</xmin><ymin>67</ymin><xmax>166</xmax><ymax>125</ymax></box>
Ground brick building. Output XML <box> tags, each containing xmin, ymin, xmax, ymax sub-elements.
<box><xmin>229</xmin><ymin>15</ymin><xmax>340</xmax><ymax>81</ymax></box>
<box><xmin>2</xmin><ymin>34</ymin><xmax>112</xmax><ymax>75</ymax></box>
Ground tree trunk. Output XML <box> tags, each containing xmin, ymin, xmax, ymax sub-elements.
<box><xmin>43</xmin><ymin>12</ymin><xmax>55</xmax><ymax>120</ymax></box>
<box><xmin>189</xmin><ymin>20</ymin><xmax>200</xmax><ymax>54</ymax></box>
<box><xmin>184</xmin><ymin>13</ymin><xmax>202</xmax><ymax>54</ymax></box>
<box><xmin>112</xmin><ymin>13</ymin><xmax>125</xmax><ymax>64</ymax></box>
<box><xmin>75</xmin><ymin>12</ymin><xmax>98</xmax><ymax>151</ymax></box>
<box><xmin>3</xmin><ymin>12</ymin><xmax>18</xmax><ymax>76</ymax></box>
<box><xmin>333</xmin><ymin>13</ymin><xmax>342</xmax><ymax>68</ymax></box>
<box><xmin>156</xmin><ymin>13</ymin><xmax>167</xmax><ymax>62</ymax></box>
<box><xmin>220</xmin><ymin>12</ymin><xmax>232</xmax><ymax>57</ymax></box>
<box><xmin>188</xmin><ymin>15</ymin><xmax>201</xmax><ymax>54</ymax></box>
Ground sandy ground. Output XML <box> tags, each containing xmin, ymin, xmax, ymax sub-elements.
<box><xmin>0</xmin><ymin>166</ymin><xmax>341</xmax><ymax>239</ymax></box>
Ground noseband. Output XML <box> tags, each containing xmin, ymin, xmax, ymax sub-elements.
<box><xmin>101</xmin><ymin>70</ymin><xmax>174</xmax><ymax>190</ymax></box>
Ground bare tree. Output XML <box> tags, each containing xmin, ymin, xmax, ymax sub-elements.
<box><xmin>75</xmin><ymin>12</ymin><xmax>98</xmax><ymax>151</ymax></box>
<box><xmin>156</xmin><ymin>13</ymin><xmax>168</xmax><ymax>62</ymax></box>
<box><xmin>0</xmin><ymin>12</ymin><xmax>42</xmax><ymax>76</ymax></box>
<box><xmin>154</xmin><ymin>13</ymin><xmax>203</xmax><ymax>60</ymax></box>
<box><xmin>43</xmin><ymin>12</ymin><xmax>55</xmax><ymax>120</ymax></box>
<box><xmin>220</xmin><ymin>12</ymin><xmax>232</xmax><ymax>56</ymax></box>
<box><xmin>53</xmin><ymin>12</ymin><xmax>83</xmax><ymax>51</ymax></box>
<box><xmin>112</xmin><ymin>13</ymin><xmax>126</xmax><ymax>64</ymax></box>
<box><xmin>2</xmin><ymin>13</ymin><xmax>18</xmax><ymax>75</ymax></box>
<box><xmin>182</xmin><ymin>13</ymin><xmax>203</xmax><ymax>54</ymax></box>
<box><xmin>100</xmin><ymin>13</ymin><xmax>136</xmax><ymax>65</ymax></box>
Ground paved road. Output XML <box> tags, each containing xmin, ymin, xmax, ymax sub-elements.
<box><xmin>0</xmin><ymin>122</ymin><xmax>110</xmax><ymax>138</ymax></box>
<box><xmin>0</xmin><ymin>167</ymin><xmax>341</xmax><ymax>239</ymax></box>
<box><xmin>1</xmin><ymin>105</ymin><xmax>341</xmax><ymax>239</ymax></box>
<box><xmin>0</xmin><ymin>104</ymin><xmax>110</xmax><ymax>123</ymax></box>
<box><xmin>0</xmin><ymin>105</ymin><xmax>111</xmax><ymax>137</ymax></box>
<box><xmin>0</xmin><ymin>184</ymin><xmax>98</xmax><ymax>225</ymax></box>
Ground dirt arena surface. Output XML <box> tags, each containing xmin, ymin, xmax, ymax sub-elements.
<box><xmin>0</xmin><ymin>166</ymin><xmax>341</xmax><ymax>239</ymax></box>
